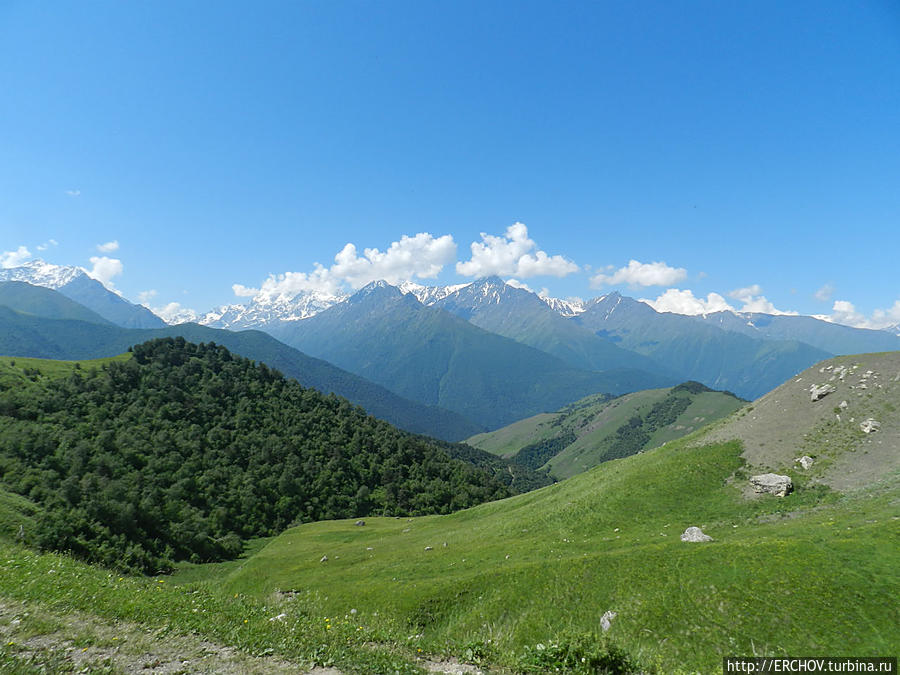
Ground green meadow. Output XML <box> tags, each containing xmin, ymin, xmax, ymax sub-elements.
<box><xmin>1</xmin><ymin>352</ymin><xmax>897</xmax><ymax>673</ymax></box>
<box><xmin>193</xmin><ymin>436</ymin><xmax>897</xmax><ymax>672</ymax></box>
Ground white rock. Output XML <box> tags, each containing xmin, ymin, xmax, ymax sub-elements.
<box><xmin>600</xmin><ymin>610</ymin><xmax>618</xmax><ymax>632</ymax></box>
<box><xmin>839</xmin><ymin>400</ymin><xmax>849</xmax><ymax>409</ymax></box>
<box><xmin>809</xmin><ymin>383</ymin><xmax>836</xmax><ymax>401</ymax></box>
<box><xmin>749</xmin><ymin>473</ymin><xmax>793</xmax><ymax>497</ymax></box>
<box><xmin>320</xmin><ymin>555</ymin><xmax>328</xmax><ymax>563</ymax></box>
<box><xmin>794</xmin><ymin>456</ymin><xmax>815</xmax><ymax>470</ymax></box>
<box><xmin>860</xmin><ymin>419</ymin><xmax>881</xmax><ymax>434</ymax></box>
<box><xmin>680</xmin><ymin>526</ymin><xmax>713</xmax><ymax>542</ymax></box>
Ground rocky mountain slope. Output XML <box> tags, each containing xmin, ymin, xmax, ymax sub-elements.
<box><xmin>699</xmin><ymin>351</ymin><xmax>900</xmax><ymax>491</ymax></box>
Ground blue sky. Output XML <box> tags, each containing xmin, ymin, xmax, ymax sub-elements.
<box><xmin>2</xmin><ymin>1</ymin><xmax>899</xmax><ymax>326</ymax></box>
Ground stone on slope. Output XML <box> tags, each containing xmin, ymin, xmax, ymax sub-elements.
<box><xmin>680</xmin><ymin>526</ymin><xmax>713</xmax><ymax>542</ymax></box>
<box><xmin>794</xmin><ymin>456</ymin><xmax>815</xmax><ymax>470</ymax></box>
<box><xmin>809</xmin><ymin>383</ymin><xmax>836</xmax><ymax>402</ymax></box>
<box><xmin>749</xmin><ymin>473</ymin><xmax>793</xmax><ymax>497</ymax></box>
<box><xmin>859</xmin><ymin>419</ymin><xmax>881</xmax><ymax>434</ymax></box>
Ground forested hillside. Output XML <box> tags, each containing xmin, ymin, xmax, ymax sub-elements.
<box><xmin>0</xmin><ymin>339</ymin><xmax>512</xmax><ymax>574</ymax></box>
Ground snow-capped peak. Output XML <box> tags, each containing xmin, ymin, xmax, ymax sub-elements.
<box><xmin>540</xmin><ymin>295</ymin><xmax>586</xmax><ymax>317</ymax></box>
<box><xmin>399</xmin><ymin>280</ymin><xmax>469</xmax><ymax>305</ymax></box>
<box><xmin>0</xmin><ymin>259</ymin><xmax>86</xmax><ymax>289</ymax></box>
<box><xmin>200</xmin><ymin>287</ymin><xmax>348</xmax><ymax>329</ymax></box>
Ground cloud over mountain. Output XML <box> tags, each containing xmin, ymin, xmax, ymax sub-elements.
<box><xmin>87</xmin><ymin>256</ymin><xmax>124</xmax><ymax>288</ymax></box>
<box><xmin>642</xmin><ymin>284</ymin><xmax>798</xmax><ymax>316</ymax></box>
<box><xmin>456</xmin><ymin>223</ymin><xmax>578</xmax><ymax>279</ymax></box>
<box><xmin>1</xmin><ymin>245</ymin><xmax>32</xmax><ymax>269</ymax></box>
<box><xmin>641</xmin><ymin>288</ymin><xmax>734</xmax><ymax>315</ymax></box>
<box><xmin>821</xmin><ymin>299</ymin><xmax>900</xmax><ymax>330</ymax></box>
<box><xmin>234</xmin><ymin>232</ymin><xmax>457</xmax><ymax>300</ymax></box>
<box><xmin>591</xmin><ymin>260</ymin><xmax>687</xmax><ymax>288</ymax></box>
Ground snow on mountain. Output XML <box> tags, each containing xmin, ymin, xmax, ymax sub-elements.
<box><xmin>540</xmin><ymin>295</ymin><xmax>586</xmax><ymax>317</ymax></box>
<box><xmin>0</xmin><ymin>259</ymin><xmax>86</xmax><ymax>289</ymax></box>
<box><xmin>0</xmin><ymin>259</ymin><xmax>167</xmax><ymax>328</ymax></box>
<box><xmin>200</xmin><ymin>288</ymin><xmax>347</xmax><ymax>329</ymax></box>
<box><xmin>399</xmin><ymin>281</ymin><xmax>469</xmax><ymax>305</ymax></box>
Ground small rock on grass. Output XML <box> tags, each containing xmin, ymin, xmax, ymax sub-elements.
<box><xmin>749</xmin><ymin>473</ymin><xmax>793</xmax><ymax>497</ymax></box>
<box><xmin>600</xmin><ymin>610</ymin><xmax>617</xmax><ymax>632</ymax></box>
<box><xmin>680</xmin><ymin>526</ymin><xmax>713</xmax><ymax>542</ymax></box>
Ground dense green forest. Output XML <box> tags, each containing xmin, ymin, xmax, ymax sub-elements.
<box><xmin>511</xmin><ymin>430</ymin><xmax>577</xmax><ymax>471</ymax></box>
<box><xmin>0</xmin><ymin>338</ymin><xmax>512</xmax><ymax>573</ymax></box>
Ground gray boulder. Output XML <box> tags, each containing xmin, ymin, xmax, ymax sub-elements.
<box><xmin>794</xmin><ymin>456</ymin><xmax>815</xmax><ymax>470</ymax></box>
<box><xmin>680</xmin><ymin>526</ymin><xmax>713</xmax><ymax>542</ymax></box>
<box><xmin>809</xmin><ymin>383</ymin><xmax>836</xmax><ymax>402</ymax></box>
<box><xmin>749</xmin><ymin>473</ymin><xmax>793</xmax><ymax>497</ymax></box>
<box><xmin>860</xmin><ymin>419</ymin><xmax>881</xmax><ymax>434</ymax></box>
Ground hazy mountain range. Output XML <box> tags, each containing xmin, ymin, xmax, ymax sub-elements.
<box><xmin>3</xmin><ymin>259</ymin><xmax>900</xmax><ymax>434</ymax></box>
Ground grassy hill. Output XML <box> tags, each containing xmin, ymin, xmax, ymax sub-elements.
<box><xmin>203</xmin><ymin>354</ymin><xmax>899</xmax><ymax>672</ymax></box>
<box><xmin>699</xmin><ymin>351</ymin><xmax>900</xmax><ymax>492</ymax></box>
<box><xmin>0</xmin><ymin>340</ymin><xmax>514</xmax><ymax>573</ymax></box>
<box><xmin>211</xmin><ymin>440</ymin><xmax>898</xmax><ymax>672</ymax></box>
<box><xmin>1</xmin><ymin>353</ymin><xmax>896</xmax><ymax>673</ymax></box>
<box><xmin>467</xmin><ymin>382</ymin><xmax>745</xmax><ymax>479</ymax></box>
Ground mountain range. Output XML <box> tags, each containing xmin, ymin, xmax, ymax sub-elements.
<box><xmin>0</xmin><ymin>282</ymin><xmax>480</xmax><ymax>441</ymax></box>
<box><xmin>4</xmin><ymin>259</ymin><xmax>900</xmax><ymax>424</ymax></box>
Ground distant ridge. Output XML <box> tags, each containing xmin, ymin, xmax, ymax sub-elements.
<box><xmin>0</xmin><ymin>296</ymin><xmax>481</xmax><ymax>441</ymax></box>
<box><xmin>0</xmin><ymin>260</ymin><xmax>165</xmax><ymax>329</ymax></box>
<box><xmin>271</xmin><ymin>280</ymin><xmax>676</xmax><ymax>430</ymax></box>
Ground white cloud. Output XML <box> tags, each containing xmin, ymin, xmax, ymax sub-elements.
<box><xmin>232</xmin><ymin>283</ymin><xmax>259</xmax><ymax>298</ymax></box>
<box><xmin>235</xmin><ymin>232</ymin><xmax>457</xmax><ymax>300</ymax></box>
<box><xmin>137</xmin><ymin>289</ymin><xmax>158</xmax><ymax>304</ymax></box>
<box><xmin>65</xmin><ymin>189</ymin><xmax>81</xmax><ymax>197</ymax></box>
<box><xmin>728</xmin><ymin>285</ymin><xmax>797</xmax><ymax>315</ymax></box>
<box><xmin>36</xmin><ymin>239</ymin><xmax>59</xmax><ymax>252</ymax></box>
<box><xmin>0</xmin><ymin>245</ymin><xmax>32</xmax><ymax>268</ymax></box>
<box><xmin>87</xmin><ymin>256</ymin><xmax>124</xmax><ymax>287</ymax></box>
<box><xmin>821</xmin><ymin>299</ymin><xmax>900</xmax><ymax>330</ymax></box>
<box><xmin>97</xmin><ymin>240</ymin><xmax>119</xmax><ymax>253</ymax></box>
<box><xmin>814</xmin><ymin>283</ymin><xmax>835</xmax><ymax>302</ymax></box>
<box><xmin>590</xmin><ymin>260</ymin><xmax>687</xmax><ymax>288</ymax></box>
<box><xmin>505</xmin><ymin>278</ymin><xmax>533</xmax><ymax>292</ymax></box>
<box><xmin>641</xmin><ymin>288</ymin><xmax>734</xmax><ymax>315</ymax></box>
<box><xmin>456</xmin><ymin>222</ymin><xmax>578</xmax><ymax>279</ymax></box>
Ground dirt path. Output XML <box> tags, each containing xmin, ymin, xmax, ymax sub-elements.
<box><xmin>1</xmin><ymin>598</ymin><xmax>488</xmax><ymax>674</ymax></box>
<box><xmin>0</xmin><ymin>598</ymin><xmax>339</xmax><ymax>674</ymax></box>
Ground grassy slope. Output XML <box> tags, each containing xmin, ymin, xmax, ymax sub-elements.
<box><xmin>2</xmin><ymin>353</ymin><xmax>897</xmax><ymax>673</ymax></box>
<box><xmin>0</xmin><ymin>353</ymin><xmax>130</xmax><ymax>382</ymax></box>
<box><xmin>465</xmin><ymin>413</ymin><xmax>558</xmax><ymax>458</ymax></box>
<box><xmin>215</xmin><ymin>434</ymin><xmax>899</xmax><ymax>672</ymax></box>
<box><xmin>467</xmin><ymin>387</ymin><xmax>745</xmax><ymax>480</ymax></box>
